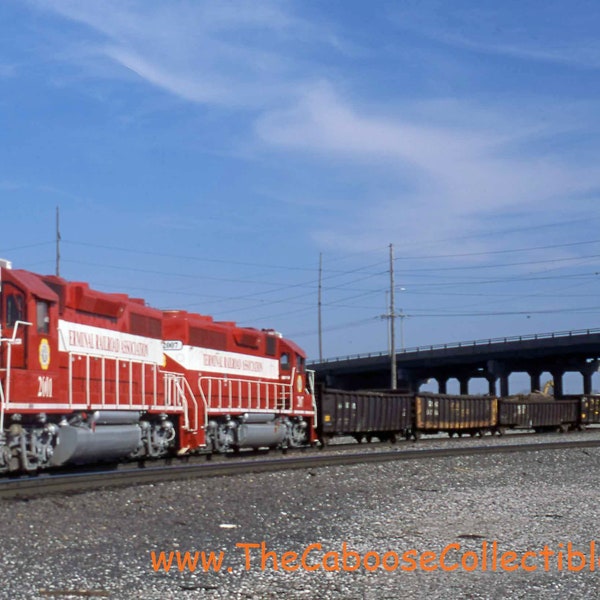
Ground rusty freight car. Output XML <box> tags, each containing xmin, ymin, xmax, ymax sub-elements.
<box><xmin>579</xmin><ymin>394</ymin><xmax>600</xmax><ymax>426</ymax></box>
<box><xmin>498</xmin><ymin>395</ymin><xmax>579</xmax><ymax>433</ymax></box>
<box><xmin>317</xmin><ymin>387</ymin><xmax>413</xmax><ymax>445</ymax></box>
<box><xmin>559</xmin><ymin>394</ymin><xmax>600</xmax><ymax>427</ymax></box>
<box><xmin>413</xmin><ymin>393</ymin><xmax>498</xmax><ymax>438</ymax></box>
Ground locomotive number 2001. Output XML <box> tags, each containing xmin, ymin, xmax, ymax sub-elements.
<box><xmin>37</xmin><ymin>376</ymin><xmax>53</xmax><ymax>397</ymax></box>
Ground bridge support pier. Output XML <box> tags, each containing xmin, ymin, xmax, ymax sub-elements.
<box><xmin>583</xmin><ymin>371</ymin><xmax>592</xmax><ymax>395</ymax></box>
<box><xmin>459</xmin><ymin>377</ymin><xmax>469</xmax><ymax>395</ymax></box>
<box><xmin>581</xmin><ymin>361</ymin><xmax>599</xmax><ymax>395</ymax></box>
<box><xmin>437</xmin><ymin>378</ymin><xmax>447</xmax><ymax>394</ymax></box>
<box><xmin>529</xmin><ymin>370</ymin><xmax>542</xmax><ymax>393</ymax></box>
<box><xmin>550</xmin><ymin>370</ymin><xmax>564</xmax><ymax>397</ymax></box>
<box><xmin>487</xmin><ymin>360</ymin><xmax>510</xmax><ymax>397</ymax></box>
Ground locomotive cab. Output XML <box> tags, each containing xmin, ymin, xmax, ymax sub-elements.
<box><xmin>277</xmin><ymin>336</ymin><xmax>318</xmax><ymax>444</ymax></box>
<box><xmin>0</xmin><ymin>264</ymin><xmax>59</xmax><ymax>405</ymax></box>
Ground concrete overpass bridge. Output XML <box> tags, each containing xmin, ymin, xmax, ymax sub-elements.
<box><xmin>309</xmin><ymin>328</ymin><xmax>600</xmax><ymax>396</ymax></box>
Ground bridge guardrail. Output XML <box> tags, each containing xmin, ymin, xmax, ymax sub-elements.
<box><xmin>308</xmin><ymin>327</ymin><xmax>600</xmax><ymax>365</ymax></box>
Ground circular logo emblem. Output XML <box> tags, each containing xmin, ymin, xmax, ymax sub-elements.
<box><xmin>39</xmin><ymin>338</ymin><xmax>51</xmax><ymax>371</ymax></box>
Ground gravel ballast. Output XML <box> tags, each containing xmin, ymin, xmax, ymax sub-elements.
<box><xmin>1</xmin><ymin>443</ymin><xmax>600</xmax><ymax>599</ymax></box>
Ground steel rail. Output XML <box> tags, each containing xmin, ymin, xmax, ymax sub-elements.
<box><xmin>2</xmin><ymin>438</ymin><xmax>600</xmax><ymax>500</ymax></box>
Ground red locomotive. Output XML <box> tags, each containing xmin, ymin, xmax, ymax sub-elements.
<box><xmin>0</xmin><ymin>260</ymin><xmax>316</xmax><ymax>473</ymax></box>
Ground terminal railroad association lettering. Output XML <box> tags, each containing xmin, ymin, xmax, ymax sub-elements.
<box><xmin>68</xmin><ymin>329</ymin><xmax>150</xmax><ymax>358</ymax></box>
<box><xmin>202</xmin><ymin>352</ymin><xmax>265</xmax><ymax>373</ymax></box>
<box><xmin>58</xmin><ymin>319</ymin><xmax>164</xmax><ymax>363</ymax></box>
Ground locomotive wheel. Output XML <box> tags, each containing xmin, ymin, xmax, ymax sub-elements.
<box><xmin>212</xmin><ymin>424</ymin><xmax>234</xmax><ymax>453</ymax></box>
<box><xmin>287</xmin><ymin>421</ymin><xmax>309</xmax><ymax>448</ymax></box>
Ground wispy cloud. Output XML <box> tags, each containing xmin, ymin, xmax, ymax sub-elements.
<box><xmin>256</xmin><ymin>83</ymin><xmax>600</xmax><ymax>251</ymax></box>
<box><xmin>391</xmin><ymin>3</ymin><xmax>600</xmax><ymax>70</ymax></box>
<box><xmin>30</xmin><ymin>0</ymin><xmax>328</xmax><ymax>108</ymax></box>
<box><xmin>441</xmin><ymin>37</ymin><xmax>600</xmax><ymax>71</ymax></box>
<box><xmin>27</xmin><ymin>0</ymin><xmax>600</xmax><ymax>256</ymax></box>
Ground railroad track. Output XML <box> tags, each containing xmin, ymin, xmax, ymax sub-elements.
<box><xmin>2</xmin><ymin>437</ymin><xmax>600</xmax><ymax>500</ymax></box>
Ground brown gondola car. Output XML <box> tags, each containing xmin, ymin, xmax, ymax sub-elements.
<box><xmin>498</xmin><ymin>394</ymin><xmax>579</xmax><ymax>432</ymax></box>
<box><xmin>317</xmin><ymin>387</ymin><xmax>413</xmax><ymax>444</ymax></box>
<box><xmin>579</xmin><ymin>395</ymin><xmax>600</xmax><ymax>425</ymax></box>
<box><xmin>413</xmin><ymin>393</ymin><xmax>498</xmax><ymax>438</ymax></box>
<box><xmin>558</xmin><ymin>394</ymin><xmax>600</xmax><ymax>427</ymax></box>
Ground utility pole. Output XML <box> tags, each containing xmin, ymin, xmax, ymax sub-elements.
<box><xmin>389</xmin><ymin>243</ymin><xmax>396</xmax><ymax>389</ymax></box>
<box><xmin>318</xmin><ymin>252</ymin><xmax>323</xmax><ymax>361</ymax></box>
<box><xmin>399</xmin><ymin>308</ymin><xmax>405</xmax><ymax>351</ymax></box>
<box><xmin>56</xmin><ymin>206</ymin><xmax>61</xmax><ymax>277</ymax></box>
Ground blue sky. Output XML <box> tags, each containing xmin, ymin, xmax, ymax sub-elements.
<box><xmin>2</xmin><ymin>0</ymin><xmax>600</xmax><ymax>363</ymax></box>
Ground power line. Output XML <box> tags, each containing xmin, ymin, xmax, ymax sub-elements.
<box><xmin>0</xmin><ymin>241</ymin><xmax>55</xmax><ymax>253</ymax></box>
<box><xmin>394</xmin><ymin>238</ymin><xmax>600</xmax><ymax>261</ymax></box>
<box><xmin>393</xmin><ymin>271</ymin><xmax>600</xmax><ymax>288</ymax></box>
<box><xmin>286</xmin><ymin>316</ymin><xmax>379</xmax><ymax>339</ymax></box>
<box><xmin>393</xmin><ymin>252</ymin><xmax>600</xmax><ymax>274</ymax></box>
<box><xmin>63</xmin><ymin>239</ymin><xmax>389</xmax><ymax>278</ymax></box>
<box><xmin>405</xmin><ymin>305</ymin><xmax>600</xmax><ymax>317</ymax></box>
<box><xmin>389</xmin><ymin>214</ymin><xmax>600</xmax><ymax>251</ymax></box>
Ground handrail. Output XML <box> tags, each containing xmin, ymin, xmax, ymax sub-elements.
<box><xmin>162</xmin><ymin>371</ymin><xmax>202</xmax><ymax>432</ymax></box>
<box><xmin>198</xmin><ymin>373</ymin><xmax>295</xmax><ymax>413</ymax></box>
<box><xmin>180</xmin><ymin>374</ymin><xmax>201</xmax><ymax>432</ymax></box>
<box><xmin>308</xmin><ymin>327</ymin><xmax>600</xmax><ymax>365</ymax></box>
<box><xmin>0</xmin><ymin>320</ymin><xmax>32</xmax><ymax>429</ymax></box>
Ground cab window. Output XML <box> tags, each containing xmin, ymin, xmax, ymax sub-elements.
<box><xmin>37</xmin><ymin>301</ymin><xmax>50</xmax><ymax>334</ymax></box>
<box><xmin>280</xmin><ymin>352</ymin><xmax>290</xmax><ymax>370</ymax></box>
<box><xmin>6</xmin><ymin>293</ymin><xmax>24</xmax><ymax>328</ymax></box>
